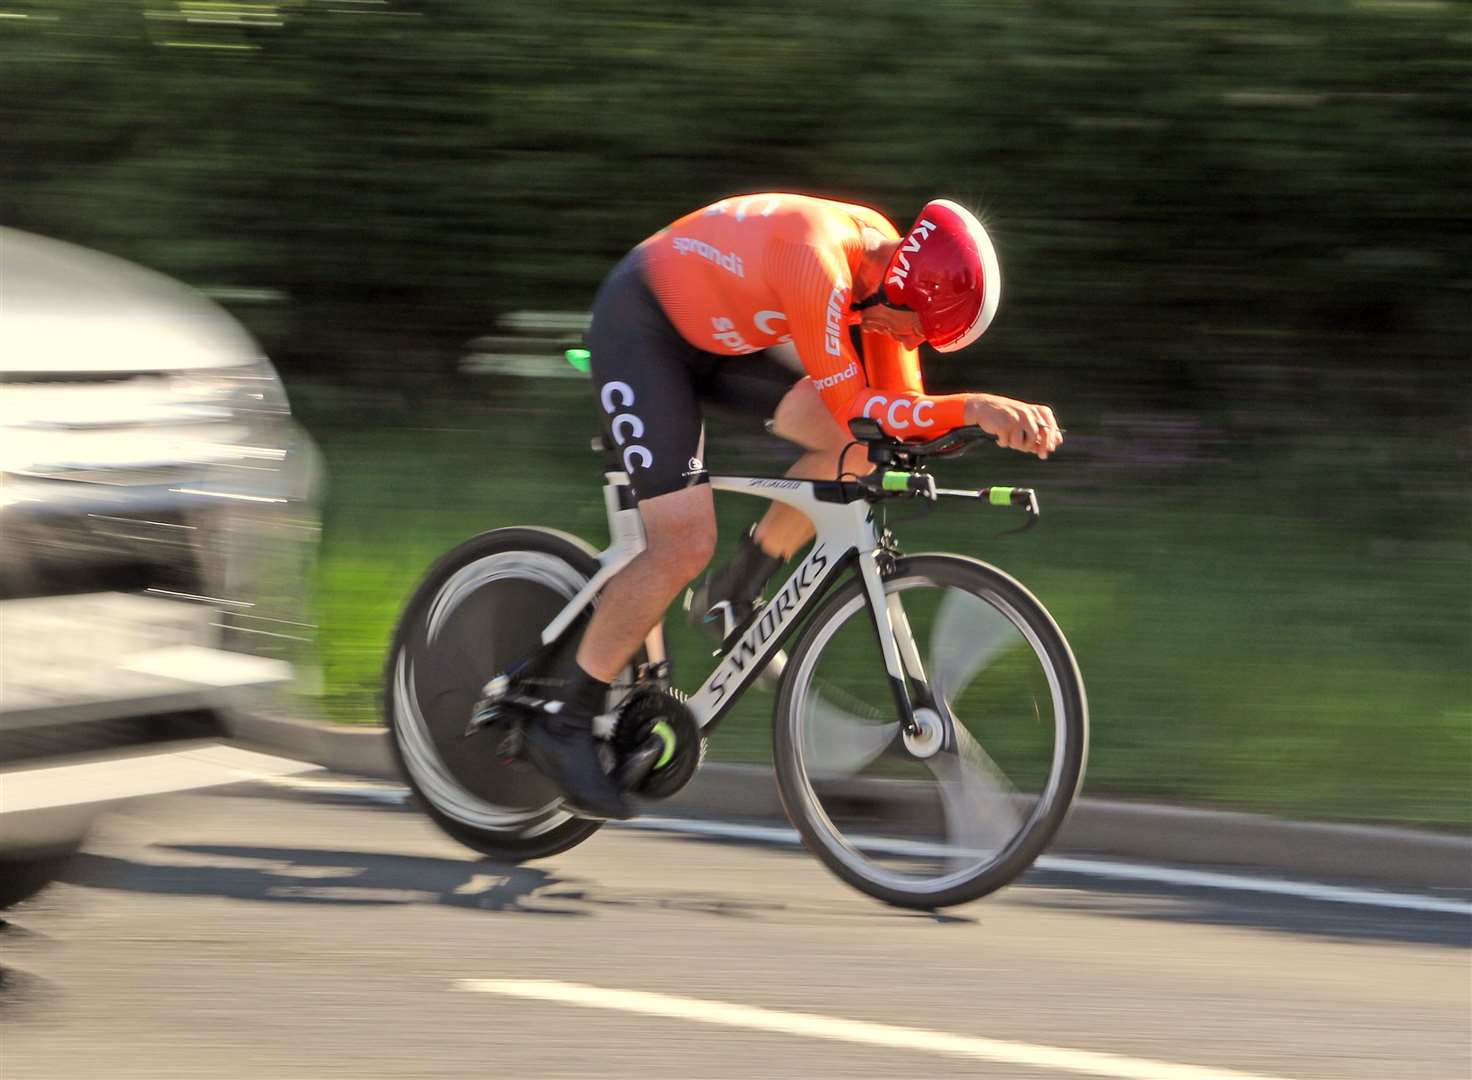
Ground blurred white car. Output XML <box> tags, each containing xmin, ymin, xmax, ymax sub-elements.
<box><xmin>0</xmin><ymin>228</ymin><xmax>322</xmax><ymax>906</ymax></box>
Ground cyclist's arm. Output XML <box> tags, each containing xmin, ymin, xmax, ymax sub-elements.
<box><xmin>857</xmin><ymin>332</ymin><xmax>971</xmax><ymax>437</ymax></box>
<box><xmin>865</xmin><ymin>332</ymin><xmax>1063</xmax><ymax>456</ymax></box>
<box><xmin>773</xmin><ymin>243</ymin><xmax>968</xmax><ymax>439</ymax></box>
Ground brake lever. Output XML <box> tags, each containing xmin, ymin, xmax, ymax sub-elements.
<box><xmin>1000</xmin><ymin>489</ymin><xmax>1040</xmax><ymax>535</ymax></box>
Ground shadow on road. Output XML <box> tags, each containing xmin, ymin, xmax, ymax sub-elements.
<box><xmin>65</xmin><ymin>846</ymin><xmax>592</xmax><ymax>917</ymax></box>
<box><xmin>0</xmin><ymin>919</ymin><xmax>60</xmax><ymax>1015</ymax></box>
<box><xmin>62</xmin><ymin>844</ymin><xmax>975</xmax><ymax>926</ymax></box>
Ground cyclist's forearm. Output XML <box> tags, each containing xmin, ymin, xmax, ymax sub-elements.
<box><xmin>843</xmin><ymin>388</ymin><xmax>968</xmax><ymax>439</ymax></box>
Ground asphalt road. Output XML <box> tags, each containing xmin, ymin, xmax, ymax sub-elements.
<box><xmin>3</xmin><ymin>774</ymin><xmax>1468</xmax><ymax>1080</ymax></box>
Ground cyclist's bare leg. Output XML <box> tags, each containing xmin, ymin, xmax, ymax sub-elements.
<box><xmin>753</xmin><ymin>378</ymin><xmax>871</xmax><ymax>557</ymax></box>
<box><xmin>575</xmin><ymin>484</ymin><xmax>717</xmax><ymax>683</ymax></box>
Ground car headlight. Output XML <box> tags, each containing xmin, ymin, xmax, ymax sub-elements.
<box><xmin>0</xmin><ymin>359</ymin><xmax>295</xmax><ymax>483</ymax></box>
<box><xmin>168</xmin><ymin>358</ymin><xmax>293</xmax><ymax>419</ymax></box>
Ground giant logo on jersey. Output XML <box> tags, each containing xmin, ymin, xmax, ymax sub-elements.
<box><xmin>885</xmin><ymin>218</ymin><xmax>939</xmax><ymax>291</ymax></box>
<box><xmin>824</xmin><ymin>283</ymin><xmax>848</xmax><ymax>356</ymax></box>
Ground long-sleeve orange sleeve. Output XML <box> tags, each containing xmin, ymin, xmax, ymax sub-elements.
<box><xmin>766</xmin><ymin>239</ymin><xmax>968</xmax><ymax>438</ymax></box>
<box><xmin>854</xmin><ymin>331</ymin><xmax>970</xmax><ymax>437</ymax></box>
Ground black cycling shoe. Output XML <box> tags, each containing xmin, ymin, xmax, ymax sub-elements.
<box><xmin>686</xmin><ymin>526</ymin><xmax>783</xmax><ymax>647</ymax></box>
<box><xmin>522</xmin><ymin>711</ymin><xmax>634</xmax><ymax>821</ymax></box>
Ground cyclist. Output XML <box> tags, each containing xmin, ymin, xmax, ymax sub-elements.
<box><xmin>524</xmin><ymin>193</ymin><xmax>1063</xmax><ymax>820</ymax></box>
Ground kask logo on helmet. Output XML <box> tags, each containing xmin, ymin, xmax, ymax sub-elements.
<box><xmin>885</xmin><ymin>218</ymin><xmax>938</xmax><ymax>291</ymax></box>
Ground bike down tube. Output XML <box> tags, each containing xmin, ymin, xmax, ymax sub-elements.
<box><xmin>686</xmin><ymin>477</ymin><xmax>877</xmax><ymax>731</ymax></box>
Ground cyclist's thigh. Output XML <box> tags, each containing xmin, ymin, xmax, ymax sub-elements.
<box><xmin>586</xmin><ymin>250</ymin><xmax>709</xmax><ymax>498</ymax></box>
<box><xmin>771</xmin><ymin>375</ymin><xmax>851</xmax><ymax>452</ymax></box>
<box><xmin>697</xmin><ymin>349</ymin><xmax>802</xmax><ymax>423</ymax></box>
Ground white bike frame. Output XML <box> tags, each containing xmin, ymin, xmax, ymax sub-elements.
<box><xmin>535</xmin><ymin>468</ymin><xmax>922</xmax><ymax>732</ymax></box>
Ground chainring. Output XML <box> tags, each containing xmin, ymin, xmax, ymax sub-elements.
<box><xmin>613</xmin><ymin>686</ymin><xmax>705</xmax><ymax>800</ymax></box>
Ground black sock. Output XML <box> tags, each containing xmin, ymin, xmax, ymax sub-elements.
<box><xmin>549</xmin><ymin>652</ymin><xmax>610</xmax><ymax>716</ymax></box>
<box><xmin>571</xmin><ymin>666</ymin><xmax>610</xmax><ymax>715</ymax></box>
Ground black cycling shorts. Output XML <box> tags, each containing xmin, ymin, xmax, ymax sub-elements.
<box><xmin>585</xmin><ymin>247</ymin><xmax>801</xmax><ymax>500</ymax></box>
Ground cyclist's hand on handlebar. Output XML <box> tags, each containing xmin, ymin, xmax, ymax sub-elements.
<box><xmin>964</xmin><ymin>394</ymin><xmax>1064</xmax><ymax>460</ymax></box>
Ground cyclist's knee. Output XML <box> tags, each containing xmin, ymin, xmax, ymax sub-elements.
<box><xmin>649</xmin><ymin>524</ymin><xmax>716</xmax><ymax>584</ymax></box>
<box><xmin>639</xmin><ymin>486</ymin><xmax>717</xmax><ymax>583</ymax></box>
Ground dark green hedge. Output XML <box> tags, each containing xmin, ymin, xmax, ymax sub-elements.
<box><xmin>3</xmin><ymin>0</ymin><xmax>1468</xmax><ymax>415</ymax></box>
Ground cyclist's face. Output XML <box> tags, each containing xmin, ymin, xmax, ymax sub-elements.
<box><xmin>859</xmin><ymin>305</ymin><xmax>927</xmax><ymax>350</ymax></box>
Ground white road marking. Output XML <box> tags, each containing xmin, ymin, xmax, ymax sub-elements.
<box><xmin>254</xmin><ymin>776</ymin><xmax>1472</xmax><ymax>917</ymax></box>
<box><xmin>256</xmin><ymin>774</ymin><xmax>411</xmax><ymax>805</ymax></box>
<box><xmin>2</xmin><ymin>745</ymin><xmax>318</xmax><ymax>813</ymax></box>
<box><xmin>457</xmin><ymin>978</ymin><xmax>1296</xmax><ymax>1080</ymax></box>
<box><xmin>1035</xmin><ymin>855</ymin><xmax>1472</xmax><ymax>917</ymax></box>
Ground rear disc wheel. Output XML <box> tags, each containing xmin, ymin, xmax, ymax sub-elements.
<box><xmin>385</xmin><ymin>527</ymin><xmax>644</xmax><ymax>861</ymax></box>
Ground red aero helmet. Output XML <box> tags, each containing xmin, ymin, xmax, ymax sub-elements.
<box><xmin>884</xmin><ymin>199</ymin><xmax>1001</xmax><ymax>353</ymax></box>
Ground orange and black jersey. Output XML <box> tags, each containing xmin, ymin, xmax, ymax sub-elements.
<box><xmin>640</xmin><ymin>193</ymin><xmax>970</xmax><ymax>438</ymax></box>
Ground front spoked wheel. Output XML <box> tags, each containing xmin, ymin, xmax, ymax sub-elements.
<box><xmin>774</xmin><ymin>554</ymin><xmax>1087</xmax><ymax>908</ymax></box>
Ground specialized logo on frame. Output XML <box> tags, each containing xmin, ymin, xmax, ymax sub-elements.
<box><xmin>707</xmin><ymin>541</ymin><xmax>830</xmax><ymax>704</ymax></box>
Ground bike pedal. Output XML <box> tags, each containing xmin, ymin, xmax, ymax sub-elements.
<box><xmin>465</xmin><ymin>671</ymin><xmax>515</xmax><ymax>737</ymax></box>
<box><xmin>464</xmin><ymin>700</ymin><xmax>501</xmax><ymax>738</ymax></box>
<box><xmin>495</xmin><ymin>722</ymin><xmax>526</xmax><ymax>763</ymax></box>
<box><xmin>635</xmin><ymin>659</ymin><xmax>672</xmax><ymax>685</ymax></box>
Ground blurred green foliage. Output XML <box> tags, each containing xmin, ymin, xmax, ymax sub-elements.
<box><xmin>2</xmin><ymin>0</ymin><xmax>1469</xmax><ymax>412</ymax></box>
<box><xmin>3</xmin><ymin>1</ymin><xmax>1467</xmax><ymax>823</ymax></box>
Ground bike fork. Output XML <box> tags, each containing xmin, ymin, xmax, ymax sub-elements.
<box><xmin>857</xmin><ymin>551</ymin><xmax>921</xmax><ymax>737</ymax></box>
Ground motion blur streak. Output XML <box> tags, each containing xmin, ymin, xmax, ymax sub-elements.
<box><xmin>0</xmin><ymin>227</ymin><xmax>321</xmax><ymax>900</ymax></box>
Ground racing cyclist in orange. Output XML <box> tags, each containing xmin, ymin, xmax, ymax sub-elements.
<box><xmin>525</xmin><ymin>193</ymin><xmax>1063</xmax><ymax>820</ymax></box>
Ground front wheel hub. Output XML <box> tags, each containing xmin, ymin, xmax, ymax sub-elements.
<box><xmin>902</xmin><ymin>707</ymin><xmax>945</xmax><ymax>759</ymax></box>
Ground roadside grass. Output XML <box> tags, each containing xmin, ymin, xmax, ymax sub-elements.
<box><xmin>300</xmin><ymin>382</ymin><xmax>1471</xmax><ymax>829</ymax></box>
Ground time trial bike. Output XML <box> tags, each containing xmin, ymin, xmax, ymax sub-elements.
<box><xmin>384</xmin><ymin>413</ymin><xmax>1087</xmax><ymax>909</ymax></box>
